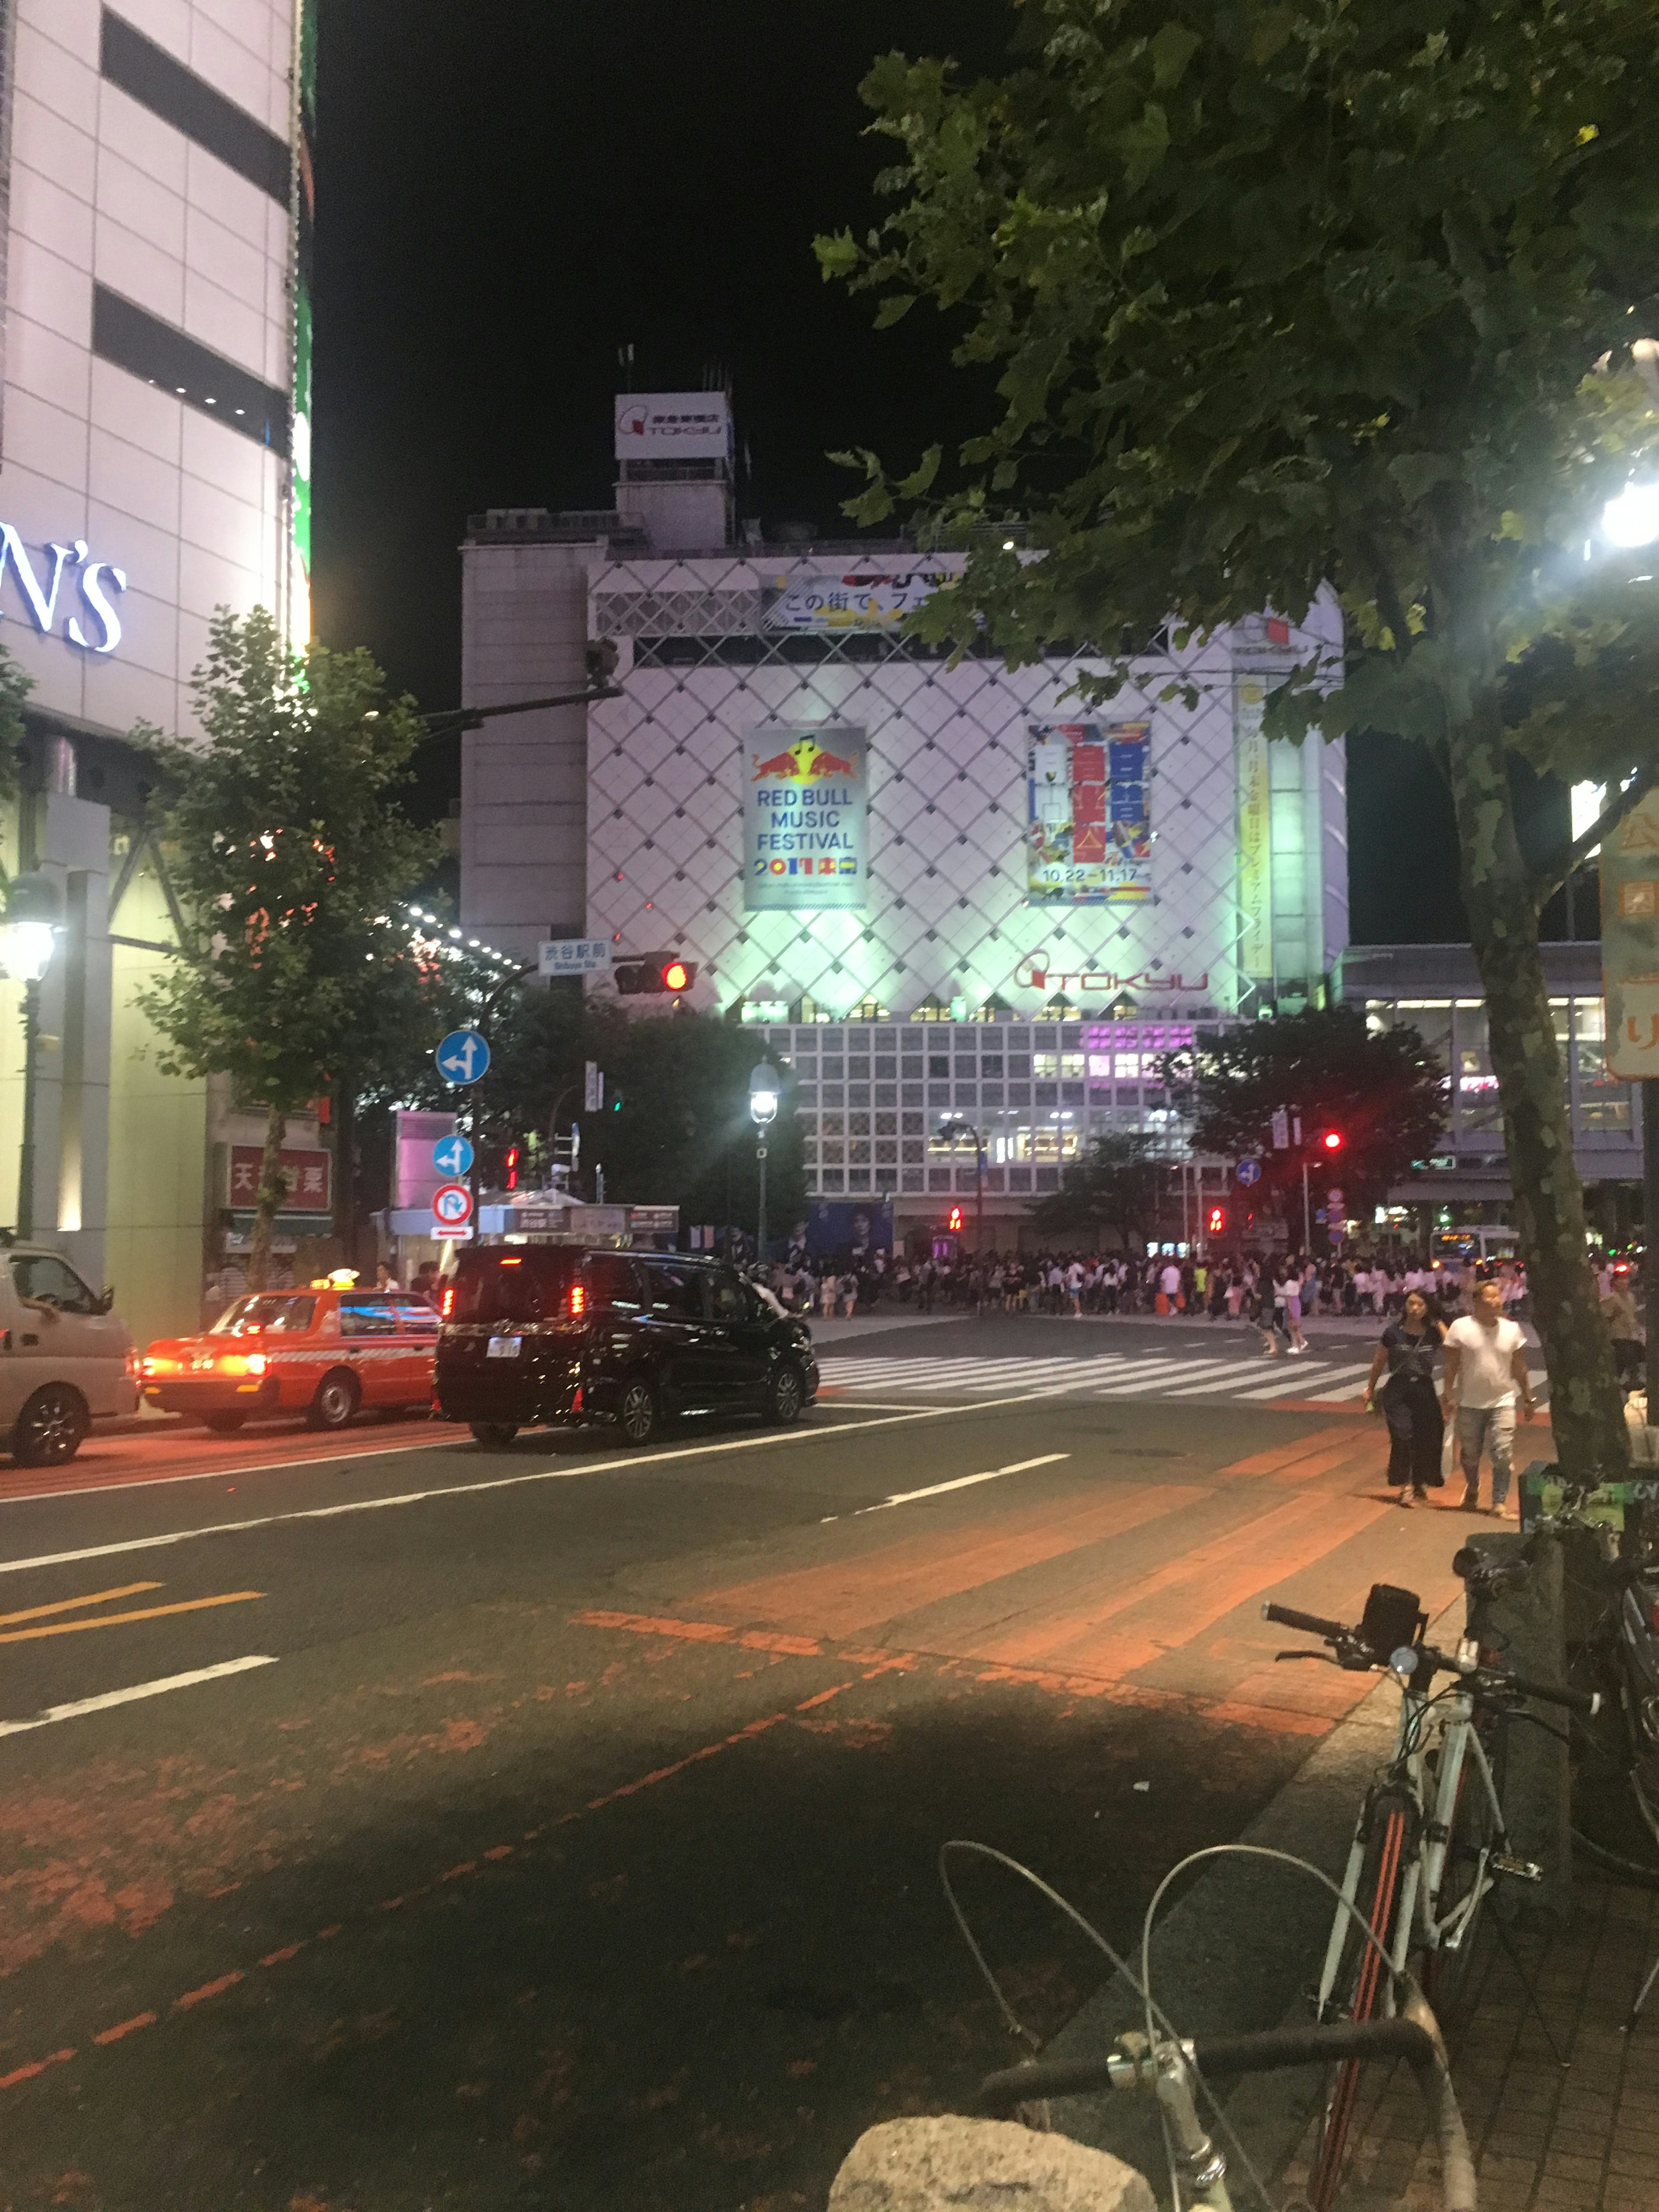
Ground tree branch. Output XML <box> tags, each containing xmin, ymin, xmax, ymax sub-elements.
<box><xmin>1529</xmin><ymin>759</ymin><xmax>1659</xmax><ymax>905</ymax></box>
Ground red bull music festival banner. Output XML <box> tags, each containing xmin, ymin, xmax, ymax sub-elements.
<box><xmin>744</xmin><ymin>723</ymin><xmax>869</xmax><ymax>912</ymax></box>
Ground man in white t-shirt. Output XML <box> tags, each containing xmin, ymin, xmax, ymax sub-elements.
<box><xmin>1442</xmin><ymin>1278</ymin><xmax>1535</xmax><ymax>1515</ymax></box>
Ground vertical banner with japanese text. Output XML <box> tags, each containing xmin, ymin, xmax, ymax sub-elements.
<box><xmin>1025</xmin><ymin>721</ymin><xmax>1151</xmax><ymax>903</ymax></box>
<box><xmin>1602</xmin><ymin>786</ymin><xmax>1659</xmax><ymax>1080</ymax></box>
<box><xmin>1234</xmin><ymin>677</ymin><xmax>1272</xmax><ymax>987</ymax></box>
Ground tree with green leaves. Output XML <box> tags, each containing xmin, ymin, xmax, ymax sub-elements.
<box><xmin>818</xmin><ymin>0</ymin><xmax>1659</xmax><ymax>1478</ymax></box>
<box><xmin>1182</xmin><ymin>1007</ymin><xmax>1448</xmax><ymax>1226</ymax></box>
<box><xmin>1030</xmin><ymin>1128</ymin><xmax>1169</xmax><ymax>1251</ymax></box>
<box><xmin>137</xmin><ymin>609</ymin><xmax>438</xmax><ymax>1285</ymax></box>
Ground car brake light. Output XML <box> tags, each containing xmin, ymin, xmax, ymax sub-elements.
<box><xmin>568</xmin><ymin>1283</ymin><xmax>586</xmax><ymax>1317</ymax></box>
<box><xmin>245</xmin><ymin>1353</ymin><xmax>267</xmax><ymax>1376</ymax></box>
<box><xmin>499</xmin><ymin>1256</ymin><xmax>522</xmax><ymax>1266</ymax></box>
<box><xmin>440</xmin><ymin>1284</ymin><xmax>455</xmax><ymax>1318</ymax></box>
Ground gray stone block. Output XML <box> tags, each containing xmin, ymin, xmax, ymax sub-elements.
<box><xmin>828</xmin><ymin>2115</ymin><xmax>1158</xmax><ymax>2212</ymax></box>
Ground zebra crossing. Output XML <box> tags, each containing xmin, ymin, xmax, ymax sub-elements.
<box><xmin>814</xmin><ymin>1347</ymin><xmax>1551</xmax><ymax>1411</ymax></box>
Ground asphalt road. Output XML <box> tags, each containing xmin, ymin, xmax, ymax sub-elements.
<box><xmin>0</xmin><ymin>1316</ymin><xmax>1519</xmax><ymax>2212</ymax></box>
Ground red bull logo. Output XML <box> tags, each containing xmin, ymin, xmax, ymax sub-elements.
<box><xmin>750</xmin><ymin>736</ymin><xmax>861</xmax><ymax>783</ymax></box>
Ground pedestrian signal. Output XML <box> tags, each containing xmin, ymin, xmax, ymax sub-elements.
<box><xmin>1207</xmin><ymin>1206</ymin><xmax>1225</xmax><ymax>1234</ymax></box>
<box><xmin>947</xmin><ymin>1206</ymin><xmax>964</xmax><ymax>1232</ymax></box>
<box><xmin>504</xmin><ymin>1145</ymin><xmax>519</xmax><ymax>1190</ymax></box>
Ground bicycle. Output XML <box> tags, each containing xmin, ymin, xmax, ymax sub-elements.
<box><xmin>1262</xmin><ymin>1577</ymin><xmax>1600</xmax><ymax>2212</ymax></box>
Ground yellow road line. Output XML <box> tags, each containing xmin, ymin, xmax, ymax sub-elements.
<box><xmin>0</xmin><ymin>1592</ymin><xmax>264</xmax><ymax>1646</ymax></box>
<box><xmin>0</xmin><ymin>1580</ymin><xmax>162</xmax><ymax>1628</ymax></box>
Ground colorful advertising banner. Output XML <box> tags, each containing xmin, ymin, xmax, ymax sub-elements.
<box><xmin>1601</xmin><ymin>785</ymin><xmax>1659</xmax><ymax>1080</ymax></box>
<box><xmin>1025</xmin><ymin>721</ymin><xmax>1151</xmax><ymax>904</ymax></box>
<box><xmin>1233</xmin><ymin>676</ymin><xmax>1273</xmax><ymax>984</ymax></box>
<box><xmin>744</xmin><ymin>724</ymin><xmax>868</xmax><ymax>911</ymax></box>
<box><xmin>762</xmin><ymin>569</ymin><xmax>953</xmax><ymax>631</ymax></box>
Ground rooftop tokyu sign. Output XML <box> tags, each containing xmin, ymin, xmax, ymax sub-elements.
<box><xmin>0</xmin><ymin>527</ymin><xmax>127</xmax><ymax>654</ymax></box>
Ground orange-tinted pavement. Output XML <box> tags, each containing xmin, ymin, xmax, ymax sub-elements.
<box><xmin>0</xmin><ymin>1410</ymin><xmax>449</xmax><ymax>1503</ymax></box>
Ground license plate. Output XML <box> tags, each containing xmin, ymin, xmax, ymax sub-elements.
<box><xmin>486</xmin><ymin>1335</ymin><xmax>522</xmax><ymax>1360</ymax></box>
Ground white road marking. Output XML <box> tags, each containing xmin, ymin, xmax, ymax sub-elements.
<box><xmin>1231</xmin><ymin>1360</ymin><xmax>1376</xmax><ymax>1402</ymax></box>
<box><xmin>2</xmin><ymin>1433</ymin><xmax>457</xmax><ymax>1510</ymax></box>
<box><xmin>0</xmin><ymin>1386</ymin><xmax>1126</xmax><ymax>1580</ymax></box>
<box><xmin>855</xmin><ymin>1454</ymin><xmax>1070</xmax><ymax>1514</ymax></box>
<box><xmin>0</xmin><ymin>1655</ymin><xmax>277</xmax><ymax>1738</ymax></box>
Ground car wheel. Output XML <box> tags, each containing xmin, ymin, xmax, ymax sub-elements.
<box><xmin>305</xmin><ymin>1370</ymin><xmax>360</xmax><ymax>1431</ymax></box>
<box><xmin>765</xmin><ymin>1360</ymin><xmax>806</xmax><ymax>1426</ymax></box>
<box><xmin>12</xmin><ymin>1384</ymin><xmax>89</xmax><ymax>1467</ymax></box>
<box><xmin>617</xmin><ymin>1374</ymin><xmax>659</xmax><ymax>1446</ymax></box>
<box><xmin>203</xmin><ymin>1411</ymin><xmax>248</xmax><ymax>1433</ymax></box>
<box><xmin>469</xmin><ymin>1421</ymin><xmax>519</xmax><ymax>1449</ymax></box>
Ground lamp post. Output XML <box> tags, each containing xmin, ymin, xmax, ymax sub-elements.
<box><xmin>937</xmin><ymin>1118</ymin><xmax>987</xmax><ymax>1258</ymax></box>
<box><xmin>748</xmin><ymin>1062</ymin><xmax>779</xmax><ymax>1267</ymax></box>
<box><xmin>0</xmin><ymin>873</ymin><xmax>62</xmax><ymax>1239</ymax></box>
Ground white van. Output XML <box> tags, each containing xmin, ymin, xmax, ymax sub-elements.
<box><xmin>0</xmin><ymin>1243</ymin><xmax>137</xmax><ymax>1464</ymax></box>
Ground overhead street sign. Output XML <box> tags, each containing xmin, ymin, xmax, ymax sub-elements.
<box><xmin>432</xmin><ymin>1182</ymin><xmax>474</xmax><ymax>1230</ymax></box>
<box><xmin>1236</xmin><ymin>1157</ymin><xmax>1262</xmax><ymax>1186</ymax></box>
<box><xmin>540</xmin><ymin>938</ymin><xmax>614</xmax><ymax>978</ymax></box>
<box><xmin>435</xmin><ymin>1028</ymin><xmax>490</xmax><ymax>1084</ymax></box>
<box><xmin>432</xmin><ymin>1134</ymin><xmax>474</xmax><ymax>1178</ymax></box>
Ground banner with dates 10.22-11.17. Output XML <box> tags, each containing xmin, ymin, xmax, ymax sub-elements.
<box><xmin>745</xmin><ymin>723</ymin><xmax>868</xmax><ymax>911</ymax></box>
<box><xmin>1027</xmin><ymin>721</ymin><xmax>1152</xmax><ymax>904</ymax></box>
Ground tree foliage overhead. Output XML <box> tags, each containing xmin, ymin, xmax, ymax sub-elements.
<box><xmin>1182</xmin><ymin>1006</ymin><xmax>1447</xmax><ymax>1216</ymax></box>
<box><xmin>817</xmin><ymin>0</ymin><xmax>1658</xmax><ymax>1478</ymax></box>
<box><xmin>817</xmin><ymin>0</ymin><xmax>1659</xmax><ymax>804</ymax></box>
<box><xmin>1029</xmin><ymin>1129</ymin><xmax>1168</xmax><ymax>1249</ymax></box>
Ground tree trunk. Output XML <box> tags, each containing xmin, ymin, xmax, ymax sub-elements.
<box><xmin>332</xmin><ymin>1072</ymin><xmax>357</xmax><ymax>1279</ymax></box>
<box><xmin>248</xmin><ymin>1103</ymin><xmax>288</xmax><ymax>1292</ymax></box>
<box><xmin>1443</xmin><ymin>702</ymin><xmax>1628</xmax><ymax>1482</ymax></box>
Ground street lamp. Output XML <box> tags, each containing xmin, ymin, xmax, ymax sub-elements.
<box><xmin>1602</xmin><ymin>480</ymin><xmax>1659</xmax><ymax>550</ymax></box>
<box><xmin>748</xmin><ymin>1061</ymin><xmax>779</xmax><ymax>1265</ymax></box>
<box><xmin>0</xmin><ymin>872</ymin><xmax>62</xmax><ymax>1238</ymax></box>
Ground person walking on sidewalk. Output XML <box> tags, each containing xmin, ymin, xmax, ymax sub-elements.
<box><xmin>1441</xmin><ymin>1278</ymin><xmax>1535</xmax><ymax>1515</ymax></box>
<box><xmin>1363</xmin><ymin>1288</ymin><xmax>1446</xmax><ymax>1506</ymax></box>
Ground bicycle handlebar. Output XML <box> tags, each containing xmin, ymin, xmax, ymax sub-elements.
<box><xmin>1262</xmin><ymin>1601</ymin><xmax>1348</xmax><ymax>1640</ymax></box>
<box><xmin>977</xmin><ymin>2018</ymin><xmax>1436</xmax><ymax>2112</ymax></box>
<box><xmin>1261</xmin><ymin>1602</ymin><xmax>1601</xmax><ymax>1715</ymax></box>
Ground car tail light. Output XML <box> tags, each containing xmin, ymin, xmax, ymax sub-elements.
<box><xmin>440</xmin><ymin>1284</ymin><xmax>455</xmax><ymax>1319</ymax></box>
<box><xmin>568</xmin><ymin>1282</ymin><xmax>586</xmax><ymax>1318</ymax></box>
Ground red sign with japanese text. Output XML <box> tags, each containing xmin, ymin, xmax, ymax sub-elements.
<box><xmin>228</xmin><ymin>1146</ymin><xmax>332</xmax><ymax>1212</ymax></box>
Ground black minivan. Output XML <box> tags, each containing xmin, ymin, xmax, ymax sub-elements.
<box><xmin>434</xmin><ymin>1245</ymin><xmax>819</xmax><ymax>1448</ymax></box>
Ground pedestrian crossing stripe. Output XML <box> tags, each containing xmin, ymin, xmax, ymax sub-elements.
<box><xmin>814</xmin><ymin>1351</ymin><xmax>1551</xmax><ymax>1411</ymax></box>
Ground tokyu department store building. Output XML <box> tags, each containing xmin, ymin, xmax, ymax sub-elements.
<box><xmin>458</xmin><ymin>400</ymin><xmax>1349</xmax><ymax>1241</ymax></box>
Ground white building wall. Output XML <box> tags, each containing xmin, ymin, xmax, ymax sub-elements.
<box><xmin>4</xmin><ymin>0</ymin><xmax>296</xmax><ymax>740</ymax></box>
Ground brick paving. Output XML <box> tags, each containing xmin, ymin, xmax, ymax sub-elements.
<box><xmin>1281</xmin><ymin>1877</ymin><xmax>1659</xmax><ymax>2210</ymax></box>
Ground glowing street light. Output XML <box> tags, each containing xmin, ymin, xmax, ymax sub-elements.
<box><xmin>0</xmin><ymin>872</ymin><xmax>62</xmax><ymax>1236</ymax></box>
<box><xmin>1602</xmin><ymin>480</ymin><xmax>1659</xmax><ymax>550</ymax></box>
<box><xmin>749</xmin><ymin>1062</ymin><xmax>781</xmax><ymax>1263</ymax></box>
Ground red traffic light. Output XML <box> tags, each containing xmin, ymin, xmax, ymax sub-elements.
<box><xmin>947</xmin><ymin>1206</ymin><xmax>964</xmax><ymax>1233</ymax></box>
<box><xmin>1321</xmin><ymin>1129</ymin><xmax>1344</xmax><ymax>1151</ymax></box>
<box><xmin>614</xmin><ymin>953</ymin><xmax>699</xmax><ymax>996</ymax></box>
<box><xmin>504</xmin><ymin>1145</ymin><xmax>519</xmax><ymax>1190</ymax></box>
<box><xmin>1207</xmin><ymin>1206</ymin><xmax>1225</xmax><ymax>1234</ymax></box>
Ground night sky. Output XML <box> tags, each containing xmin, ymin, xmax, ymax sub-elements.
<box><xmin>310</xmin><ymin>0</ymin><xmax>1575</xmax><ymax>947</ymax></box>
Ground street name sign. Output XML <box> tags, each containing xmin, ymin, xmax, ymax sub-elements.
<box><xmin>540</xmin><ymin>939</ymin><xmax>613</xmax><ymax>978</ymax></box>
<box><xmin>435</xmin><ymin>1029</ymin><xmax>490</xmax><ymax>1084</ymax></box>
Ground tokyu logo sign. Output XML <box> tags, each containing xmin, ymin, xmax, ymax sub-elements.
<box><xmin>0</xmin><ymin>527</ymin><xmax>127</xmax><ymax>654</ymax></box>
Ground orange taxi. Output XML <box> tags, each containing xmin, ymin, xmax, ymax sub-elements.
<box><xmin>141</xmin><ymin>1286</ymin><xmax>441</xmax><ymax>1433</ymax></box>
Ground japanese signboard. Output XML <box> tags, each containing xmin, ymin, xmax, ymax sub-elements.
<box><xmin>229</xmin><ymin>1145</ymin><xmax>331</xmax><ymax>1212</ymax></box>
<box><xmin>1234</xmin><ymin>677</ymin><xmax>1272</xmax><ymax>981</ymax></box>
<box><xmin>539</xmin><ymin>938</ymin><xmax>613</xmax><ymax>978</ymax></box>
<box><xmin>613</xmin><ymin>392</ymin><xmax>731</xmax><ymax>460</ymax></box>
<box><xmin>1602</xmin><ymin>786</ymin><xmax>1659</xmax><ymax>1080</ymax></box>
<box><xmin>744</xmin><ymin>723</ymin><xmax>868</xmax><ymax>911</ymax></box>
<box><xmin>1026</xmin><ymin>721</ymin><xmax>1152</xmax><ymax>904</ymax></box>
<box><xmin>761</xmin><ymin>568</ymin><xmax>953</xmax><ymax>632</ymax></box>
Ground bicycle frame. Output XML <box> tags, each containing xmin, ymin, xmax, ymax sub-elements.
<box><xmin>1315</xmin><ymin>1662</ymin><xmax>1506</xmax><ymax>2018</ymax></box>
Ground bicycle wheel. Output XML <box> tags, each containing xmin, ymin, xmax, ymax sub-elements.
<box><xmin>1309</xmin><ymin>1800</ymin><xmax>1411</xmax><ymax>2212</ymax></box>
<box><xmin>1424</xmin><ymin>1729</ymin><xmax>1502</xmax><ymax>2018</ymax></box>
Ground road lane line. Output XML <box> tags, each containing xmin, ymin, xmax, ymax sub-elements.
<box><xmin>0</xmin><ymin>1431</ymin><xmax>459</xmax><ymax>1509</ymax></box>
<box><xmin>0</xmin><ymin>1385</ymin><xmax>1183</xmax><ymax>1579</ymax></box>
<box><xmin>0</xmin><ymin>1579</ymin><xmax>162</xmax><ymax>1627</ymax></box>
<box><xmin>855</xmin><ymin>1453</ymin><xmax>1070</xmax><ymax>1514</ymax></box>
<box><xmin>0</xmin><ymin>1591</ymin><xmax>264</xmax><ymax>1645</ymax></box>
<box><xmin>0</xmin><ymin>1656</ymin><xmax>278</xmax><ymax>1739</ymax></box>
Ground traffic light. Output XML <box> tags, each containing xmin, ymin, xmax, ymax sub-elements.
<box><xmin>1320</xmin><ymin>1129</ymin><xmax>1344</xmax><ymax>1153</ymax></box>
<box><xmin>947</xmin><ymin>1205</ymin><xmax>964</xmax><ymax>1233</ymax></box>
<box><xmin>613</xmin><ymin>953</ymin><xmax>699</xmax><ymax>996</ymax></box>
<box><xmin>1207</xmin><ymin>1205</ymin><xmax>1225</xmax><ymax>1235</ymax></box>
<box><xmin>504</xmin><ymin>1145</ymin><xmax>520</xmax><ymax>1190</ymax></box>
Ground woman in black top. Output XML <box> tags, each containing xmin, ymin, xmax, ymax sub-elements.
<box><xmin>1363</xmin><ymin>1289</ymin><xmax>1446</xmax><ymax>1506</ymax></box>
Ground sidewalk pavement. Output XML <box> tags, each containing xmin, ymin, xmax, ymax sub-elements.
<box><xmin>1292</xmin><ymin>1875</ymin><xmax>1659</xmax><ymax>2212</ymax></box>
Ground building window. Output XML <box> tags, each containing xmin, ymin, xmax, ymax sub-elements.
<box><xmin>99</xmin><ymin>10</ymin><xmax>292</xmax><ymax>201</ymax></box>
<box><xmin>92</xmin><ymin>286</ymin><xmax>289</xmax><ymax>451</ymax></box>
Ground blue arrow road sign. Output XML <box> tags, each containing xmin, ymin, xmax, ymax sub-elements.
<box><xmin>435</xmin><ymin>1029</ymin><xmax>490</xmax><ymax>1085</ymax></box>
<box><xmin>432</xmin><ymin>1133</ymin><xmax>474</xmax><ymax>1178</ymax></box>
<box><xmin>1236</xmin><ymin>1157</ymin><xmax>1263</xmax><ymax>1186</ymax></box>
